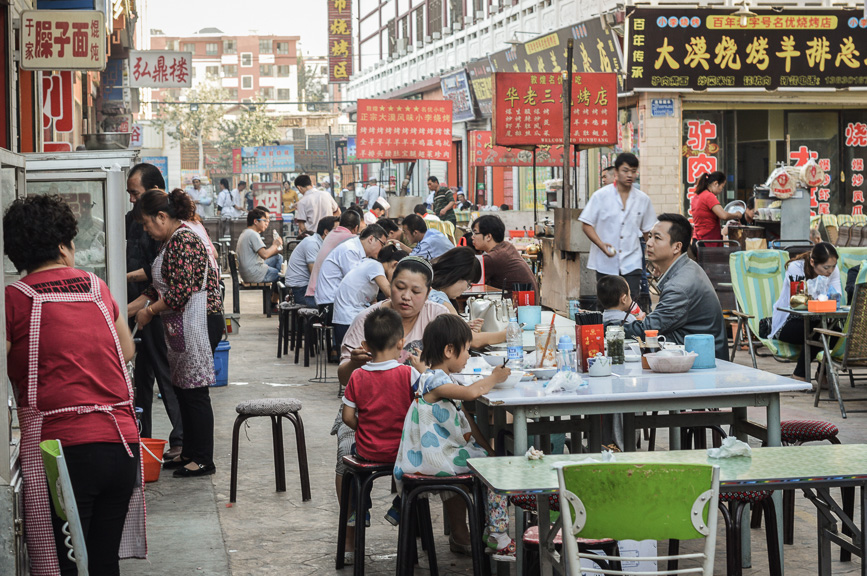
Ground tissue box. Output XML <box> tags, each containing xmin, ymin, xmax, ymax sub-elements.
<box><xmin>807</xmin><ymin>300</ymin><xmax>836</xmax><ymax>313</ymax></box>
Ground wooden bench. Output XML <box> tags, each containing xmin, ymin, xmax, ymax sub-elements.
<box><xmin>228</xmin><ymin>250</ymin><xmax>274</xmax><ymax>317</ymax></box>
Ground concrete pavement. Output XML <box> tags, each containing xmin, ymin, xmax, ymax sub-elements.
<box><xmin>122</xmin><ymin>288</ymin><xmax>865</xmax><ymax>575</ymax></box>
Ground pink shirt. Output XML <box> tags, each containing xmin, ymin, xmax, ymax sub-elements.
<box><xmin>305</xmin><ymin>226</ymin><xmax>355</xmax><ymax>297</ymax></box>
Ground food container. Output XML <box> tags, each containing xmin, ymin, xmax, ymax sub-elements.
<box><xmin>807</xmin><ymin>299</ymin><xmax>837</xmax><ymax>313</ymax></box>
<box><xmin>644</xmin><ymin>351</ymin><xmax>698</xmax><ymax>373</ymax></box>
<box><xmin>534</xmin><ymin>324</ymin><xmax>558</xmax><ymax>368</ymax></box>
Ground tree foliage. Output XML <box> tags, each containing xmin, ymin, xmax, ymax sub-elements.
<box><xmin>221</xmin><ymin>100</ymin><xmax>280</xmax><ymax>149</ymax></box>
<box><xmin>151</xmin><ymin>83</ymin><xmax>227</xmax><ymax>147</ymax></box>
<box><xmin>297</xmin><ymin>52</ymin><xmax>326</xmax><ymax>104</ymax></box>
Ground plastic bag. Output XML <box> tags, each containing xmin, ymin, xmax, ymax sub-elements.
<box><xmin>807</xmin><ymin>275</ymin><xmax>830</xmax><ymax>299</ymax></box>
<box><xmin>544</xmin><ymin>370</ymin><xmax>588</xmax><ymax>394</ymax></box>
<box><xmin>707</xmin><ymin>437</ymin><xmax>752</xmax><ymax>459</ymax></box>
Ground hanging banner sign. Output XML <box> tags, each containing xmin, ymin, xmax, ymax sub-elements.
<box><xmin>356</xmin><ymin>99</ymin><xmax>453</xmax><ymax>161</ymax></box>
<box><xmin>627</xmin><ymin>8</ymin><xmax>867</xmax><ymax>90</ymax></box>
<box><xmin>327</xmin><ymin>0</ymin><xmax>352</xmax><ymax>83</ymax></box>
<box><xmin>440</xmin><ymin>69</ymin><xmax>476</xmax><ymax>122</ymax></box>
<box><xmin>21</xmin><ymin>10</ymin><xmax>106</xmax><ymax>70</ymax></box>
<box><xmin>492</xmin><ymin>72</ymin><xmax>618</xmax><ymax>147</ymax></box>
<box><xmin>129</xmin><ymin>50</ymin><xmax>192</xmax><ymax>87</ymax></box>
<box><xmin>231</xmin><ymin>146</ymin><xmax>296</xmax><ymax>173</ymax></box>
<box><xmin>469</xmin><ymin>131</ymin><xmax>569</xmax><ymax>167</ymax></box>
<box><xmin>467</xmin><ymin>59</ymin><xmax>494</xmax><ymax>117</ymax></box>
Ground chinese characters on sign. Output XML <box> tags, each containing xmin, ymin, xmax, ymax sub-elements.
<box><xmin>492</xmin><ymin>72</ymin><xmax>617</xmax><ymax>147</ymax></box>
<box><xmin>356</xmin><ymin>100</ymin><xmax>453</xmax><ymax>161</ymax></box>
<box><xmin>467</xmin><ymin>59</ymin><xmax>494</xmax><ymax>117</ymax></box>
<box><xmin>42</xmin><ymin>70</ymin><xmax>74</xmax><ymax>133</ymax></box>
<box><xmin>628</xmin><ymin>8</ymin><xmax>867</xmax><ymax>90</ymax></box>
<box><xmin>469</xmin><ymin>131</ymin><xmax>567</xmax><ymax>167</ymax></box>
<box><xmin>21</xmin><ymin>10</ymin><xmax>106</xmax><ymax>71</ymax></box>
<box><xmin>789</xmin><ymin>144</ymin><xmax>832</xmax><ymax>216</ymax></box>
<box><xmin>682</xmin><ymin>116</ymin><xmax>720</xmax><ymax>221</ymax></box>
<box><xmin>328</xmin><ymin>0</ymin><xmax>352</xmax><ymax>83</ymax></box>
<box><xmin>251</xmin><ymin>183</ymin><xmax>283</xmax><ymax>213</ymax></box>
<box><xmin>846</xmin><ymin>119</ymin><xmax>867</xmax><ymax>216</ymax></box>
<box><xmin>128</xmin><ymin>51</ymin><xmax>192</xmax><ymax>88</ymax></box>
<box><xmin>231</xmin><ymin>146</ymin><xmax>296</xmax><ymax>174</ymax></box>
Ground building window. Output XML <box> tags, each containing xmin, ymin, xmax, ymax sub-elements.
<box><xmin>259</xmin><ymin>64</ymin><xmax>273</xmax><ymax>76</ymax></box>
<box><xmin>183</xmin><ymin>42</ymin><xmax>195</xmax><ymax>54</ymax></box>
<box><xmin>222</xmin><ymin>64</ymin><xmax>237</xmax><ymax>77</ymax></box>
<box><xmin>259</xmin><ymin>39</ymin><xmax>272</xmax><ymax>53</ymax></box>
<box><xmin>165</xmin><ymin>40</ymin><xmax>177</xmax><ymax>51</ymax></box>
<box><xmin>241</xmin><ymin>75</ymin><xmax>253</xmax><ymax>89</ymax></box>
<box><xmin>261</xmin><ymin>87</ymin><xmax>274</xmax><ymax>100</ymax></box>
<box><xmin>275</xmin><ymin>42</ymin><xmax>290</xmax><ymax>55</ymax></box>
<box><xmin>223</xmin><ymin>39</ymin><xmax>236</xmax><ymax>54</ymax></box>
<box><xmin>277</xmin><ymin>88</ymin><xmax>292</xmax><ymax>100</ymax></box>
<box><xmin>416</xmin><ymin>9</ymin><xmax>424</xmax><ymax>42</ymax></box>
<box><xmin>277</xmin><ymin>65</ymin><xmax>292</xmax><ymax>76</ymax></box>
<box><xmin>226</xmin><ymin>88</ymin><xmax>238</xmax><ymax>101</ymax></box>
<box><xmin>206</xmin><ymin>65</ymin><xmax>219</xmax><ymax>78</ymax></box>
<box><xmin>240</xmin><ymin>52</ymin><xmax>253</xmax><ymax>67</ymax></box>
<box><xmin>205</xmin><ymin>43</ymin><xmax>219</xmax><ymax>55</ymax></box>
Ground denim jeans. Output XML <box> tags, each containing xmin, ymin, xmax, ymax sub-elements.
<box><xmin>291</xmin><ymin>285</ymin><xmax>316</xmax><ymax>307</ymax></box>
<box><xmin>263</xmin><ymin>254</ymin><xmax>284</xmax><ymax>283</ymax></box>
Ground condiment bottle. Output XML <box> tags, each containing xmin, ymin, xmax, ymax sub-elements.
<box><xmin>605</xmin><ymin>325</ymin><xmax>625</xmax><ymax>365</ymax></box>
<box><xmin>557</xmin><ymin>335</ymin><xmax>576</xmax><ymax>372</ymax></box>
<box><xmin>642</xmin><ymin>329</ymin><xmax>661</xmax><ymax>370</ymax></box>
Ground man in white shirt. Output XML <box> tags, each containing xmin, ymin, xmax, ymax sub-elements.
<box><xmin>314</xmin><ymin>224</ymin><xmax>387</xmax><ymax>311</ymax></box>
<box><xmin>362</xmin><ymin>177</ymin><xmax>383</xmax><ymax>209</ymax></box>
<box><xmin>579</xmin><ymin>152</ymin><xmax>656</xmax><ymax>302</ymax></box>
<box><xmin>217</xmin><ymin>179</ymin><xmax>245</xmax><ymax>238</ymax></box>
<box><xmin>295</xmin><ymin>174</ymin><xmax>341</xmax><ymax>234</ymax></box>
<box><xmin>413</xmin><ymin>203</ymin><xmax>440</xmax><ymax>221</ymax></box>
<box><xmin>186</xmin><ymin>176</ymin><xmax>213</xmax><ymax>219</ymax></box>
<box><xmin>363</xmin><ymin>197</ymin><xmax>390</xmax><ymax>225</ymax></box>
<box><xmin>286</xmin><ymin>216</ymin><xmax>338</xmax><ymax>307</ymax></box>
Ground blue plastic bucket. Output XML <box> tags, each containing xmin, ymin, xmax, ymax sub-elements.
<box><xmin>213</xmin><ymin>340</ymin><xmax>231</xmax><ymax>386</ymax></box>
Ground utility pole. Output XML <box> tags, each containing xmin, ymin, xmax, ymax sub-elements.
<box><xmin>562</xmin><ymin>38</ymin><xmax>573</xmax><ymax>210</ymax></box>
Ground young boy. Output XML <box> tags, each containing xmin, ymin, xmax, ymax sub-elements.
<box><xmin>342</xmin><ymin>307</ymin><xmax>420</xmax><ymax>526</ymax></box>
<box><xmin>598</xmin><ymin>274</ymin><xmax>644</xmax><ymax>326</ymax></box>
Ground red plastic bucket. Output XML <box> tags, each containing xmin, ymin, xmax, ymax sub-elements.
<box><xmin>141</xmin><ymin>438</ymin><xmax>167</xmax><ymax>483</ymax></box>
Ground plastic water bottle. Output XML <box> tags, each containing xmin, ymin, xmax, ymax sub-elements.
<box><xmin>557</xmin><ymin>335</ymin><xmax>576</xmax><ymax>372</ymax></box>
<box><xmin>506</xmin><ymin>319</ymin><xmax>523</xmax><ymax>368</ymax></box>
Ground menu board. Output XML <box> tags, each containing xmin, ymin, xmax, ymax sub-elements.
<box><xmin>356</xmin><ymin>99</ymin><xmax>453</xmax><ymax>160</ymax></box>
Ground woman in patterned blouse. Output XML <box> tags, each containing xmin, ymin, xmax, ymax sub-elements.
<box><xmin>130</xmin><ymin>189</ymin><xmax>223</xmax><ymax>478</ymax></box>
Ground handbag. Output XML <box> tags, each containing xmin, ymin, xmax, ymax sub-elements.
<box><xmin>467</xmin><ymin>295</ymin><xmax>514</xmax><ymax>332</ymax></box>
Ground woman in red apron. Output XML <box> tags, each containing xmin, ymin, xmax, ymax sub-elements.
<box><xmin>130</xmin><ymin>189</ymin><xmax>224</xmax><ymax>478</ymax></box>
<box><xmin>4</xmin><ymin>194</ymin><xmax>145</xmax><ymax>575</ymax></box>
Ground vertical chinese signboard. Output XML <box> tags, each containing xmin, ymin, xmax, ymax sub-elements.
<box><xmin>21</xmin><ymin>10</ymin><xmax>106</xmax><ymax>70</ymax></box>
<box><xmin>467</xmin><ymin>59</ymin><xmax>494</xmax><ymax>117</ymax></box>
<box><xmin>42</xmin><ymin>70</ymin><xmax>74</xmax><ymax>133</ymax></box>
<box><xmin>844</xmin><ymin>112</ymin><xmax>867</xmax><ymax>217</ymax></box>
<box><xmin>682</xmin><ymin>113</ymin><xmax>722</xmax><ymax>220</ymax></box>
<box><xmin>492</xmin><ymin>72</ymin><xmax>617</xmax><ymax>147</ymax></box>
<box><xmin>328</xmin><ymin>0</ymin><xmax>352</xmax><ymax>83</ymax></box>
<box><xmin>356</xmin><ymin>100</ymin><xmax>453</xmax><ymax>161</ymax></box>
<box><xmin>627</xmin><ymin>8</ymin><xmax>867</xmax><ymax>90</ymax></box>
<box><xmin>128</xmin><ymin>51</ymin><xmax>192</xmax><ymax>87</ymax></box>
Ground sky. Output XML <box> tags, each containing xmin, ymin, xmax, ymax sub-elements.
<box><xmin>142</xmin><ymin>0</ymin><xmax>328</xmax><ymax>57</ymax></box>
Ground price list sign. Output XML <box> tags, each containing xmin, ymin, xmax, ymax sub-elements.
<box><xmin>356</xmin><ymin>99</ymin><xmax>453</xmax><ymax>161</ymax></box>
<box><xmin>493</xmin><ymin>72</ymin><xmax>617</xmax><ymax>147</ymax></box>
<box><xmin>232</xmin><ymin>146</ymin><xmax>296</xmax><ymax>174</ymax></box>
<box><xmin>469</xmin><ymin>131</ymin><xmax>567</xmax><ymax>167</ymax></box>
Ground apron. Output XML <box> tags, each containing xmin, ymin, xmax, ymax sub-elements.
<box><xmin>12</xmin><ymin>271</ymin><xmax>146</xmax><ymax>576</ymax></box>
<box><xmin>152</xmin><ymin>226</ymin><xmax>215</xmax><ymax>389</ymax></box>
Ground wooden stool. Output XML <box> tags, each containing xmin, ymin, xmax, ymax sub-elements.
<box><xmin>229</xmin><ymin>398</ymin><xmax>311</xmax><ymax>503</ymax></box>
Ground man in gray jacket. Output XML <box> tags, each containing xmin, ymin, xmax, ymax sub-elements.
<box><xmin>623</xmin><ymin>213</ymin><xmax>728</xmax><ymax>360</ymax></box>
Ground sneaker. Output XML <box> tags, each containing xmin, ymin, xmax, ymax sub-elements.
<box><xmin>346</xmin><ymin>511</ymin><xmax>370</xmax><ymax>527</ymax></box>
<box><xmin>384</xmin><ymin>505</ymin><xmax>400</xmax><ymax>526</ymax></box>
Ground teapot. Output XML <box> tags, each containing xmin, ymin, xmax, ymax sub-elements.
<box><xmin>587</xmin><ymin>353</ymin><xmax>612</xmax><ymax>377</ymax></box>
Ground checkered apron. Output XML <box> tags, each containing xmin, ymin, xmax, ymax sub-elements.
<box><xmin>152</xmin><ymin>227</ymin><xmax>215</xmax><ymax>389</ymax></box>
<box><xmin>11</xmin><ymin>271</ymin><xmax>147</xmax><ymax>576</ymax></box>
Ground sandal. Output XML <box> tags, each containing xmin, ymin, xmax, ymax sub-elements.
<box><xmin>491</xmin><ymin>539</ymin><xmax>516</xmax><ymax>562</ymax></box>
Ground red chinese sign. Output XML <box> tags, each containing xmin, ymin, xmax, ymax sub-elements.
<box><xmin>328</xmin><ymin>0</ymin><xmax>352</xmax><ymax>83</ymax></box>
<box><xmin>42</xmin><ymin>71</ymin><xmax>74</xmax><ymax>133</ymax></box>
<box><xmin>492</xmin><ymin>72</ymin><xmax>617</xmax><ymax>147</ymax></box>
<box><xmin>469</xmin><ymin>131</ymin><xmax>568</xmax><ymax>167</ymax></box>
<box><xmin>129</xmin><ymin>51</ymin><xmax>192</xmax><ymax>88</ymax></box>
<box><xmin>789</xmin><ymin>145</ymin><xmax>832</xmax><ymax>216</ymax></box>
<box><xmin>845</xmin><ymin>120</ymin><xmax>866</xmax><ymax>216</ymax></box>
<box><xmin>356</xmin><ymin>100</ymin><xmax>453</xmax><ymax>161</ymax></box>
<box><xmin>682</xmin><ymin>118</ymin><xmax>720</xmax><ymax>220</ymax></box>
<box><xmin>21</xmin><ymin>10</ymin><xmax>106</xmax><ymax>71</ymax></box>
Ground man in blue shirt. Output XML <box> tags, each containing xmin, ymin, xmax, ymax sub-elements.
<box><xmin>285</xmin><ymin>216</ymin><xmax>338</xmax><ymax>306</ymax></box>
<box><xmin>394</xmin><ymin>214</ymin><xmax>454</xmax><ymax>260</ymax></box>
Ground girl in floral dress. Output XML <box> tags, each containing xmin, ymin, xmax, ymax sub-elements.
<box><xmin>394</xmin><ymin>314</ymin><xmax>516</xmax><ymax>560</ymax></box>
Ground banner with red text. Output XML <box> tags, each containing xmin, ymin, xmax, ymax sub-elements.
<box><xmin>356</xmin><ymin>100</ymin><xmax>453</xmax><ymax>161</ymax></box>
<box><xmin>469</xmin><ymin>131</ymin><xmax>569</xmax><ymax>167</ymax></box>
<box><xmin>492</xmin><ymin>72</ymin><xmax>617</xmax><ymax>147</ymax></box>
<box><xmin>328</xmin><ymin>0</ymin><xmax>352</xmax><ymax>82</ymax></box>
<box><xmin>21</xmin><ymin>10</ymin><xmax>106</xmax><ymax>70</ymax></box>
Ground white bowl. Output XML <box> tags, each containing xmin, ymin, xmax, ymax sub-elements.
<box><xmin>644</xmin><ymin>351</ymin><xmax>698</xmax><ymax>373</ymax></box>
<box><xmin>528</xmin><ymin>367</ymin><xmax>557</xmax><ymax>380</ymax></box>
<box><xmin>496</xmin><ymin>370</ymin><xmax>526</xmax><ymax>389</ymax></box>
<box><xmin>483</xmin><ymin>351</ymin><xmax>508</xmax><ymax>366</ymax></box>
<box><xmin>624</xmin><ymin>353</ymin><xmax>641</xmax><ymax>363</ymax></box>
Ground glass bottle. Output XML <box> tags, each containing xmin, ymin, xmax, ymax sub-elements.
<box><xmin>605</xmin><ymin>325</ymin><xmax>625</xmax><ymax>365</ymax></box>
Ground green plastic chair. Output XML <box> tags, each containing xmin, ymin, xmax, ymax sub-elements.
<box><xmin>834</xmin><ymin>248</ymin><xmax>867</xmax><ymax>304</ymax></box>
<box><xmin>729</xmin><ymin>250</ymin><xmax>801</xmax><ymax>368</ymax></box>
<box><xmin>556</xmin><ymin>462</ymin><xmax>720</xmax><ymax>576</ymax></box>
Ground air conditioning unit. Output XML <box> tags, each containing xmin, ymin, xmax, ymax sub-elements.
<box><xmin>424</xmin><ymin>35</ymin><xmax>432</xmax><ymax>43</ymax></box>
<box><xmin>490</xmin><ymin>4</ymin><xmax>499</xmax><ymax>14</ymax></box>
<box><xmin>432</xmin><ymin>31</ymin><xmax>441</xmax><ymax>40</ymax></box>
<box><xmin>453</xmin><ymin>21</ymin><xmax>462</xmax><ymax>31</ymax></box>
<box><xmin>465</xmin><ymin>15</ymin><xmax>473</xmax><ymax>25</ymax></box>
<box><xmin>395</xmin><ymin>38</ymin><xmax>408</xmax><ymax>52</ymax></box>
<box><xmin>476</xmin><ymin>10</ymin><xmax>485</xmax><ymax>19</ymax></box>
<box><xmin>407</xmin><ymin>44</ymin><xmax>414</xmax><ymax>52</ymax></box>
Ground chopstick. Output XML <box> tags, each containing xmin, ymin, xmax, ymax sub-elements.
<box><xmin>537</xmin><ymin>313</ymin><xmax>556</xmax><ymax>368</ymax></box>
